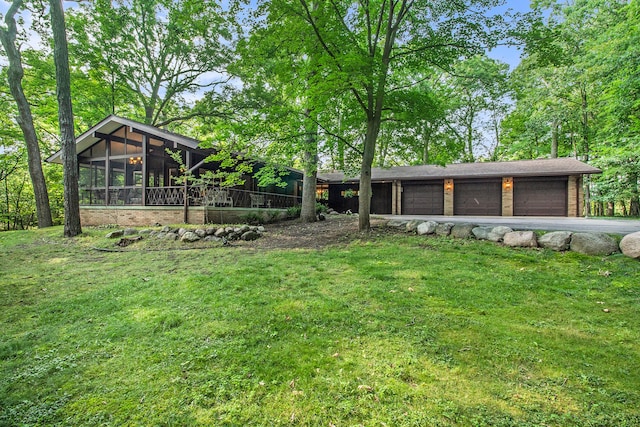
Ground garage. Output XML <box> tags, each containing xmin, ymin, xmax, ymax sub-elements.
<box><xmin>514</xmin><ymin>177</ymin><xmax>568</xmax><ymax>216</ymax></box>
<box><xmin>454</xmin><ymin>179</ymin><xmax>502</xmax><ymax>216</ymax></box>
<box><xmin>401</xmin><ymin>181</ymin><xmax>444</xmax><ymax>215</ymax></box>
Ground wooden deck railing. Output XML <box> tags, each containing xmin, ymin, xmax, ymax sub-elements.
<box><xmin>80</xmin><ymin>186</ymin><xmax>301</xmax><ymax>209</ymax></box>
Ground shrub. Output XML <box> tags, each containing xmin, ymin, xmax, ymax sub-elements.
<box><xmin>287</xmin><ymin>205</ymin><xmax>301</xmax><ymax>218</ymax></box>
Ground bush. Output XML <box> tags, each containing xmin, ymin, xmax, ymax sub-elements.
<box><xmin>287</xmin><ymin>205</ymin><xmax>301</xmax><ymax>218</ymax></box>
<box><xmin>316</xmin><ymin>202</ymin><xmax>328</xmax><ymax>214</ymax></box>
<box><xmin>240</xmin><ymin>212</ymin><xmax>263</xmax><ymax>225</ymax></box>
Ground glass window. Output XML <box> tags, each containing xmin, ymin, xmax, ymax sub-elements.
<box><xmin>110</xmin><ymin>159</ymin><xmax>125</xmax><ymax>187</ymax></box>
<box><xmin>110</xmin><ymin>140</ymin><xmax>125</xmax><ymax>156</ymax></box>
<box><xmin>79</xmin><ymin>165</ymin><xmax>91</xmax><ymax>188</ymax></box>
<box><xmin>92</xmin><ymin>160</ymin><xmax>106</xmax><ymax>187</ymax></box>
<box><xmin>91</xmin><ymin>140</ymin><xmax>106</xmax><ymax>157</ymax></box>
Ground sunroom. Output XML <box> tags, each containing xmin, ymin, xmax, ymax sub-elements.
<box><xmin>47</xmin><ymin>115</ymin><xmax>303</xmax><ymax>226</ymax></box>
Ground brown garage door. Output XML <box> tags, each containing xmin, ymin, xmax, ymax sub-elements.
<box><xmin>402</xmin><ymin>181</ymin><xmax>444</xmax><ymax>215</ymax></box>
<box><xmin>514</xmin><ymin>177</ymin><xmax>567</xmax><ymax>216</ymax></box>
<box><xmin>454</xmin><ymin>179</ymin><xmax>502</xmax><ymax>216</ymax></box>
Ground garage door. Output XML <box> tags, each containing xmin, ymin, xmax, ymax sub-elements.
<box><xmin>514</xmin><ymin>177</ymin><xmax>567</xmax><ymax>216</ymax></box>
<box><xmin>371</xmin><ymin>183</ymin><xmax>392</xmax><ymax>214</ymax></box>
<box><xmin>401</xmin><ymin>181</ymin><xmax>444</xmax><ymax>215</ymax></box>
<box><xmin>454</xmin><ymin>179</ymin><xmax>502</xmax><ymax>216</ymax></box>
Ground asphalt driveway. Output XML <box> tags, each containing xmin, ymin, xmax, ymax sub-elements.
<box><xmin>379</xmin><ymin>215</ymin><xmax>640</xmax><ymax>235</ymax></box>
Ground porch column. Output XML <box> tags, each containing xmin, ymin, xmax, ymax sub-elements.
<box><xmin>568</xmin><ymin>175</ymin><xmax>581</xmax><ymax>217</ymax></box>
<box><xmin>392</xmin><ymin>180</ymin><xmax>402</xmax><ymax>215</ymax></box>
<box><xmin>142</xmin><ymin>135</ymin><xmax>148</xmax><ymax>206</ymax></box>
<box><xmin>502</xmin><ymin>177</ymin><xmax>513</xmax><ymax>216</ymax></box>
<box><xmin>444</xmin><ymin>179</ymin><xmax>454</xmax><ymax>216</ymax></box>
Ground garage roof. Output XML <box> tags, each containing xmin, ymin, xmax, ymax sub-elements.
<box><xmin>317</xmin><ymin>158</ymin><xmax>601</xmax><ymax>183</ymax></box>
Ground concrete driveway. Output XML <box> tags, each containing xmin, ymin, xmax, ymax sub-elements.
<box><xmin>378</xmin><ymin>215</ymin><xmax>640</xmax><ymax>235</ymax></box>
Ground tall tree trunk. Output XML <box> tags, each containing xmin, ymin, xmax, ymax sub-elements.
<box><xmin>358</xmin><ymin>114</ymin><xmax>380</xmax><ymax>231</ymax></box>
<box><xmin>50</xmin><ymin>0</ymin><xmax>82</xmax><ymax>237</ymax></box>
<box><xmin>551</xmin><ymin>119</ymin><xmax>559</xmax><ymax>158</ymax></box>
<box><xmin>580</xmin><ymin>84</ymin><xmax>591</xmax><ymax>217</ymax></box>
<box><xmin>300</xmin><ymin>109</ymin><xmax>318</xmax><ymax>223</ymax></box>
<box><xmin>0</xmin><ymin>0</ymin><xmax>53</xmax><ymax>228</ymax></box>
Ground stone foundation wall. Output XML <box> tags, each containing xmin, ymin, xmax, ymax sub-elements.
<box><xmin>80</xmin><ymin>206</ymin><xmax>287</xmax><ymax>226</ymax></box>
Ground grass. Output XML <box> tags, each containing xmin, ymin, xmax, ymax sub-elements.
<box><xmin>1</xmin><ymin>225</ymin><xmax>639</xmax><ymax>426</ymax></box>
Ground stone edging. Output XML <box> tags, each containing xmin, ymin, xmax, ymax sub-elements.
<box><xmin>387</xmin><ymin>219</ymin><xmax>640</xmax><ymax>260</ymax></box>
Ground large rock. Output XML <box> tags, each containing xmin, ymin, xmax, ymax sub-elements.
<box><xmin>164</xmin><ymin>232</ymin><xmax>178</xmax><ymax>241</ymax></box>
<box><xmin>620</xmin><ymin>231</ymin><xmax>640</xmax><ymax>259</ymax></box>
<box><xmin>194</xmin><ymin>228</ymin><xmax>207</xmax><ymax>238</ymax></box>
<box><xmin>405</xmin><ymin>220</ymin><xmax>424</xmax><ymax>233</ymax></box>
<box><xmin>488</xmin><ymin>226</ymin><xmax>513</xmax><ymax>242</ymax></box>
<box><xmin>177</xmin><ymin>227</ymin><xmax>188</xmax><ymax>237</ymax></box>
<box><xmin>105</xmin><ymin>229</ymin><xmax>124</xmax><ymax>239</ymax></box>
<box><xmin>241</xmin><ymin>230</ymin><xmax>261</xmax><ymax>241</ymax></box>
<box><xmin>472</xmin><ymin>226</ymin><xmax>493</xmax><ymax>240</ymax></box>
<box><xmin>451</xmin><ymin>223</ymin><xmax>477</xmax><ymax>239</ymax></box>
<box><xmin>214</xmin><ymin>227</ymin><xmax>228</xmax><ymax>238</ymax></box>
<box><xmin>570</xmin><ymin>233</ymin><xmax>619</xmax><ymax>256</ymax></box>
<box><xmin>417</xmin><ymin>221</ymin><xmax>438</xmax><ymax>235</ymax></box>
<box><xmin>538</xmin><ymin>231</ymin><xmax>572</xmax><ymax>251</ymax></box>
<box><xmin>503</xmin><ymin>231</ymin><xmax>538</xmax><ymax>248</ymax></box>
<box><xmin>123</xmin><ymin>228</ymin><xmax>138</xmax><ymax>236</ymax></box>
<box><xmin>387</xmin><ymin>219</ymin><xmax>408</xmax><ymax>228</ymax></box>
<box><xmin>181</xmin><ymin>231</ymin><xmax>201</xmax><ymax>242</ymax></box>
<box><xmin>435</xmin><ymin>222</ymin><xmax>455</xmax><ymax>237</ymax></box>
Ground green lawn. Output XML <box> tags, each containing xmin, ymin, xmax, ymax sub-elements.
<box><xmin>1</xmin><ymin>224</ymin><xmax>639</xmax><ymax>426</ymax></box>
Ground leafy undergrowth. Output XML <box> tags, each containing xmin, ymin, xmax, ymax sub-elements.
<box><xmin>1</xmin><ymin>226</ymin><xmax>639</xmax><ymax>426</ymax></box>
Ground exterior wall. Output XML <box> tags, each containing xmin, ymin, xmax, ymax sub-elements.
<box><xmin>502</xmin><ymin>177</ymin><xmax>513</xmax><ymax>216</ymax></box>
<box><xmin>444</xmin><ymin>179</ymin><xmax>454</xmax><ymax>216</ymax></box>
<box><xmin>568</xmin><ymin>175</ymin><xmax>583</xmax><ymax>217</ymax></box>
<box><xmin>392</xmin><ymin>180</ymin><xmax>402</xmax><ymax>215</ymax></box>
<box><xmin>80</xmin><ymin>206</ymin><xmax>205</xmax><ymax>226</ymax></box>
<box><xmin>80</xmin><ymin>206</ymin><xmax>287</xmax><ymax>226</ymax></box>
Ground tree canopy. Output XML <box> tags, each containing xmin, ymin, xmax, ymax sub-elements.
<box><xmin>0</xmin><ymin>0</ymin><xmax>639</xmax><ymax>231</ymax></box>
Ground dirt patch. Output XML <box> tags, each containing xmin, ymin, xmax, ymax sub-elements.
<box><xmin>237</xmin><ymin>214</ymin><xmax>388</xmax><ymax>250</ymax></box>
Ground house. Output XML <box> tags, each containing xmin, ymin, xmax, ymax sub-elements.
<box><xmin>47</xmin><ymin>115</ymin><xmax>303</xmax><ymax>226</ymax></box>
<box><xmin>317</xmin><ymin>158</ymin><xmax>601</xmax><ymax>217</ymax></box>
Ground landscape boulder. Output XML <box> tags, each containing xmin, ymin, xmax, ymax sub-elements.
<box><xmin>619</xmin><ymin>231</ymin><xmax>640</xmax><ymax>259</ymax></box>
<box><xmin>405</xmin><ymin>220</ymin><xmax>423</xmax><ymax>233</ymax></box>
<box><xmin>123</xmin><ymin>228</ymin><xmax>138</xmax><ymax>236</ymax></box>
<box><xmin>214</xmin><ymin>227</ymin><xmax>228</xmax><ymax>238</ymax></box>
<box><xmin>181</xmin><ymin>231</ymin><xmax>201</xmax><ymax>242</ymax></box>
<box><xmin>177</xmin><ymin>227</ymin><xmax>188</xmax><ymax>237</ymax></box>
<box><xmin>570</xmin><ymin>233</ymin><xmax>619</xmax><ymax>256</ymax></box>
<box><xmin>387</xmin><ymin>219</ymin><xmax>408</xmax><ymax>228</ymax></box>
<box><xmin>435</xmin><ymin>222</ymin><xmax>455</xmax><ymax>237</ymax></box>
<box><xmin>488</xmin><ymin>226</ymin><xmax>513</xmax><ymax>242</ymax></box>
<box><xmin>164</xmin><ymin>232</ymin><xmax>178</xmax><ymax>241</ymax></box>
<box><xmin>472</xmin><ymin>226</ymin><xmax>493</xmax><ymax>240</ymax></box>
<box><xmin>538</xmin><ymin>231</ymin><xmax>573</xmax><ymax>251</ymax></box>
<box><xmin>105</xmin><ymin>229</ymin><xmax>125</xmax><ymax>239</ymax></box>
<box><xmin>417</xmin><ymin>221</ymin><xmax>438</xmax><ymax>235</ymax></box>
<box><xmin>195</xmin><ymin>228</ymin><xmax>207</xmax><ymax>238</ymax></box>
<box><xmin>241</xmin><ymin>230</ymin><xmax>261</xmax><ymax>241</ymax></box>
<box><xmin>503</xmin><ymin>231</ymin><xmax>538</xmax><ymax>248</ymax></box>
<box><xmin>451</xmin><ymin>223</ymin><xmax>477</xmax><ymax>239</ymax></box>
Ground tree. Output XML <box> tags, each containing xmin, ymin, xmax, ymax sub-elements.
<box><xmin>290</xmin><ymin>0</ymin><xmax>508</xmax><ymax>231</ymax></box>
<box><xmin>0</xmin><ymin>0</ymin><xmax>53</xmax><ymax>228</ymax></box>
<box><xmin>49</xmin><ymin>0</ymin><xmax>81</xmax><ymax>236</ymax></box>
<box><xmin>68</xmin><ymin>0</ymin><xmax>235</xmax><ymax>126</ymax></box>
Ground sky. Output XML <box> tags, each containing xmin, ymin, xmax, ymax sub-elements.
<box><xmin>487</xmin><ymin>1</ymin><xmax>534</xmax><ymax>69</ymax></box>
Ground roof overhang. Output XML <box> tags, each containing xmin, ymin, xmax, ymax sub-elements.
<box><xmin>46</xmin><ymin>115</ymin><xmax>201</xmax><ymax>164</ymax></box>
<box><xmin>318</xmin><ymin>158</ymin><xmax>602</xmax><ymax>184</ymax></box>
